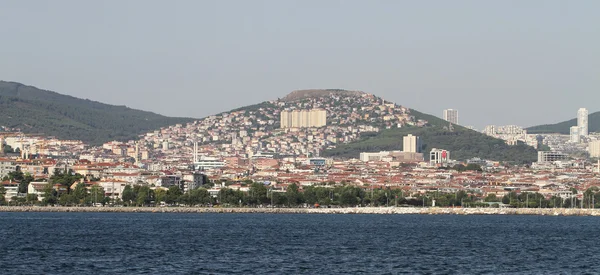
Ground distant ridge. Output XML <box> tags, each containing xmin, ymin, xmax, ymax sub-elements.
<box><xmin>526</xmin><ymin>111</ymin><xmax>600</xmax><ymax>134</ymax></box>
<box><xmin>281</xmin><ymin>89</ymin><xmax>365</xmax><ymax>102</ymax></box>
<box><xmin>0</xmin><ymin>81</ymin><xmax>195</xmax><ymax>145</ymax></box>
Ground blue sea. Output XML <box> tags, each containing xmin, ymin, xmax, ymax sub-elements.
<box><xmin>1</xmin><ymin>212</ymin><xmax>599</xmax><ymax>274</ymax></box>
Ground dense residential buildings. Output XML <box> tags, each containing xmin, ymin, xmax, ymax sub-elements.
<box><xmin>482</xmin><ymin>125</ymin><xmax>538</xmax><ymax>147</ymax></box>
<box><xmin>2</xmin><ymin>129</ymin><xmax>600</xmax><ymax>208</ymax></box>
<box><xmin>443</xmin><ymin>109</ymin><xmax>458</xmax><ymax>125</ymax></box>
<box><xmin>578</xmin><ymin>108</ymin><xmax>589</xmax><ymax>137</ymax></box>
<box><xmin>1</xmin><ymin>92</ymin><xmax>599</xmax><ymax>207</ymax></box>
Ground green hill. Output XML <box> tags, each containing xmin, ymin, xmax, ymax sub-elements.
<box><xmin>0</xmin><ymin>81</ymin><xmax>195</xmax><ymax>145</ymax></box>
<box><xmin>323</xmin><ymin>109</ymin><xmax>538</xmax><ymax>164</ymax></box>
<box><xmin>526</xmin><ymin>111</ymin><xmax>600</xmax><ymax>134</ymax></box>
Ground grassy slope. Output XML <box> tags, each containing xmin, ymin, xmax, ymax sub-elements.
<box><xmin>323</xmin><ymin>109</ymin><xmax>538</xmax><ymax>163</ymax></box>
<box><xmin>526</xmin><ymin>111</ymin><xmax>600</xmax><ymax>134</ymax></box>
<box><xmin>0</xmin><ymin>81</ymin><xmax>195</xmax><ymax>144</ymax></box>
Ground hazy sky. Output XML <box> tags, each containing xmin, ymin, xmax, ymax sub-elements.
<box><xmin>1</xmin><ymin>0</ymin><xmax>598</xmax><ymax>129</ymax></box>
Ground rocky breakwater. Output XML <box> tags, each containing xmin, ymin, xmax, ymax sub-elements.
<box><xmin>2</xmin><ymin>206</ymin><xmax>600</xmax><ymax>216</ymax></box>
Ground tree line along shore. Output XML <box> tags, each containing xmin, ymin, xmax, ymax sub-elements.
<box><xmin>2</xmin><ymin>206</ymin><xmax>600</xmax><ymax>216</ymax></box>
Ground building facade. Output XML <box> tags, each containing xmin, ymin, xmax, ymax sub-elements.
<box><xmin>359</xmin><ymin>151</ymin><xmax>391</xmax><ymax>162</ymax></box>
<box><xmin>443</xmin><ymin>109</ymin><xmax>458</xmax><ymax>125</ymax></box>
<box><xmin>430</xmin><ymin>148</ymin><xmax>450</xmax><ymax>166</ymax></box>
<box><xmin>589</xmin><ymin>140</ymin><xmax>600</xmax><ymax>158</ymax></box>
<box><xmin>537</xmin><ymin>151</ymin><xmax>569</xmax><ymax>163</ymax></box>
<box><xmin>570</xmin><ymin>126</ymin><xmax>581</xmax><ymax>143</ymax></box>
<box><xmin>403</xmin><ymin>134</ymin><xmax>421</xmax><ymax>153</ymax></box>
<box><xmin>280</xmin><ymin>109</ymin><xmax>327</xmax><ymax>129</ymax></box>
<box><xmin>578</xmin><ymin>108</ymin><xmax>588</xmax><ymax>136</ymax></box>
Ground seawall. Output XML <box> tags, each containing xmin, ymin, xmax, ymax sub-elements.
<box><xmin>2</xmin><ymin>206</ymin><xmax>600</xmax><ymax>216</ymax></box>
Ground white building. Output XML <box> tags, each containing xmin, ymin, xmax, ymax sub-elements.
<box><xmin>193</xmin><ymin>156</ymin><xmax>226</xmax><ymax>171</ymax></box>
<box><xmin>280</xmin><ymin>109</ymin><xmax>327</xmax><ymax>128</ymax></box>
<box><xmin>0</xmin><ymin>158</ymin><xmax>16</xmax><ymax>179</ymax></box>
<box><xmin>570</xmin><ymin>126</ymin><xmax>581</xmax><ymax>143</ymax></box>
<box><xmin>430</xmin><ymin>148</ymin><xmax>450</xmax><ymax>166</ymax></box>
<box><xmin>403</xmin><ymin>134</ymin><xmax>421</xmax><ymax>153</ymax></box>
<box><xmin>589</xmin><ymin>140</ymin><xmax>600</xmax><ymax>158</ymax></box>
<box><xmin>27</xmin><ymin>182</ymin><xmax>47</xmax><ymax>201</ymax></box>
<box><xmin>578</xmin><ymin>108</ymin><xmax>588</xmax><ymax>137</ymax></box>
<box><xmin>537</xmin><ymin>151</ymin><xmax>569</xmax><ymax>163</ymax></box>
<box><xmin>359</xmin><ymin>151</ymin><xmax>391</xmax><ymax>162</ymax></box>
<box><xmin>443</xmin><ymin>109</ymin><xmax>458</xmax><ymax>125</ymax></box>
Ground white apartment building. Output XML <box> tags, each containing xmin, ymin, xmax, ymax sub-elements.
<box><xmin>0</xmin><ymin>158</ymin><xmax>16</xmax><ymax>179</ymax></box>
<box><xmin>443</xmin><ymin>109</ymin><xmax>458</xmax><ymax>125</ymax></box>
<box><xmin>570</xmin><ymin>126</ymin><xmax>581</xmax><ymax>143</ymax></box>
<box><xmin>403</xmin><ymin>134</ymin><xmax>421</xmax><ymax>153</ymax></box>
<box><xmin>578</xmin><ymin>108</ymin><xmax>588</xmax><ymax>137</ymax></box>
<box><xmin>359</xmin><ymin>151</ymin><xmax>391</xmax><ymax>162</ymax></box>
<box><xmin>280</xmin><ymin>109</ymin><xmax>327</xmax><ymax>128</ymax></box>
<box><xmin>589</xmin><ymin>140</ymin><xmax>600</xmax><ymax>158</ymax></box>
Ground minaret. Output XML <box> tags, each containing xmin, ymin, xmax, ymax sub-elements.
<box><xmin>193</xmin><ymin>140</ymin><xmax>198</xmax><ymax>163</ymax></box>
<box><xmin>134</xmin><ymin>142</ymin><xmax>140</xmax><ymax>165</ymax></box>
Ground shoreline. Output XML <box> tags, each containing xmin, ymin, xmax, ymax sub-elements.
<box><xmin>2</xmin><ymin>206</ymin><xmax>600</xmax><ymax>216</ymax></box>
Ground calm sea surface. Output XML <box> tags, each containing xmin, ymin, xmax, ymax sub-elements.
<box><xmin>1</xmin><ymin>212</ymin><xmax>599</xmax><ymax>274</ymax></box>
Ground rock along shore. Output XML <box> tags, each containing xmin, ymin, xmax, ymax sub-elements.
<box><xmin>2</xmin><ymin>206</ymin><xmax>600</xmax><ymax>216</ymax></box>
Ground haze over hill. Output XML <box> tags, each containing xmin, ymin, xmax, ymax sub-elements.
<box><xmin>0</xmin><ymin>81</ymin><xmax>195</xmax><ymax>145</ymax></box>
<box><xmin>526</xmin><ymin>111</ymin><xmax>600</xmax><ymax>134</ymax></box>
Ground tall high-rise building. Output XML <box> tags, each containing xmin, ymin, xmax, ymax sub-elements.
<box><xmin>443</xmin><ymin>109</ymin><xmax>458</xmax><ymax>125</ymax></box>
<box><xmin>570</xmin><ymin>126</ymin><xmax>580</xmax><ymax>143</ymax></box>
<box><xmin>402</xmin><ymin>134</ymin><xmax>421</xmax><ymax>153</ymax></box>
<box><xmin>280</xmin><ymin>109</ymin><xmax>327</xmax><ymax>128</ymax></box>
<box><xmin>578</xmin><ymin>108</ymin><xmax>589</xmax><ymax>137</ymax></box>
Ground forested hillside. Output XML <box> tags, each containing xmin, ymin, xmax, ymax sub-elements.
<box><xmin>323</xmin><ymin>109</ymin><xmax>538</xmax><ymax>163</ymax></box>
<box><xmin>0</xmin><ymin>81</ymin><xmax>195</xmax><ymax>144</ymax></box>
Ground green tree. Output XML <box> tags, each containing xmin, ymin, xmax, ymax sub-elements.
<box><xmin>286</xmin><ymin>183</ymin><xmax>302</xmax><ymax>206</ymax></box>
<box><xmin>88</xmin><ymin>185</ymin><xmax>105</xmax><ymax>205</ymax></box>
<box><xmin>18</xmin><ymin>173</ymin><xmax>35</xmax><ymax>194</ymax></box>
<box><xmin>25</xmin><ymin>194</ymin><xmax>38</xmax><ymax>205</ymax></box>
<box><xmin>122</xmin><ymin>185</ymin><xmax>135</xmax><ymax>206</ymax></box>
<box><xmin>465</xmin><ymin>164</ymin><xmax>483</xmax><ymax>172</ymax></box>
<box><xmin>0</xmin><ymin>185</ymin><xmax>6</xmax><ymax>205</ymax></box>
<box><xmin>248</xmin><ymin>182</ymin><xmax>268</xmax><ymax>205</ymax></box>
<box><xmin>41</xmin><ymin>183</ymin><xmax>57</xmax><ymax>205</ymax></box>
<box><xmin>72</xmin><ymin>182</ymin><xmax>88</xmax><ymax>205</ymax></box>
<box><xmin>187</xmin><ymin>188</ymin><xmax>212</xmax><ymax>206</ymax></box>
<box><xmin>136</xmin><ymin>186</ymin><xmax>153</xmax><ymax>206</ymax></box>
<box><xmin>154</xmin><ymin>188</ymin><xmax>167</xmax><ymax>204</ymax></box>
<box><xmin>484</xmin><ymin>194</ymin><xmax>500</xmax><ymax>202</ymax></box>
<box><xmin>166</xmin><ymin>186</ymin><xmax>183</xmax><ymax>205</ymax></box>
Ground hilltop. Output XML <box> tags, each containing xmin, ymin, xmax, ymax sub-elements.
<box><xmin>526</xmin><ymin>111</ymin><xmax>600</xmax><ymax>134</ymax></box>
<box><xmin>0</xmin><ymin>81</ymin><xmax>195</xmax><ymax>145</ymax></box>
<box><xmin>140</xmin><ymin>89</ymin><xmax>538</xmax><ymax>163</ymax></box>
<box><xmin>281</xmin><ymin>89</ymin><xmax>365</xmax><ymax>102</ymax></box>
